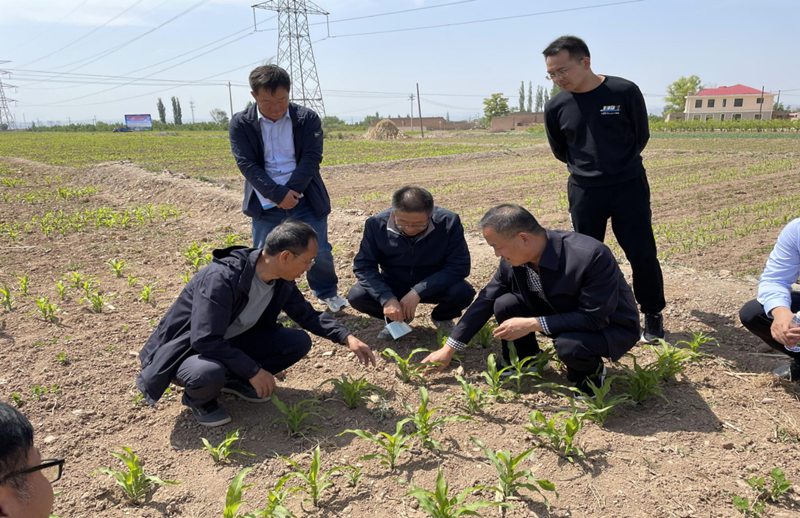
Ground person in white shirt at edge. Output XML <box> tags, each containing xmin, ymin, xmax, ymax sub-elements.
<box><xmin>229</xmin><ymin>64</ymin><xmax>348</xmax><ymax>312</ymax></box>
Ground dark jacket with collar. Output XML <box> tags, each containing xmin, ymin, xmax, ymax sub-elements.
<box><xmin>450</xmin><ymin>229</ymin><xmax>639</xmax><ymax>361</ymax></box>
<box><xmin>229</xmin><ymin>103</ymin><xmax>330</xmax><ymax>219</ymax></box>
<box><xmin>353</xmin><ymin>207</ymin><xmax>471</xmax><ymax>306</ymax></box>
<box><xmin>136</xmin><ymin>246</ymin><xmax>352</xmax><ymax>405</ymax></box>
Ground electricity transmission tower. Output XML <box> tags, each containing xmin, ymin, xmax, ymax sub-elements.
<box><xmin>0</xmin><ymin>61</ymin><xmax>17</xmax><ymax>130</ymax></box>
<box><xmin>252</xmin><ymin>0</ymin><xmax>328</xmax><ymax>117</ymax></box>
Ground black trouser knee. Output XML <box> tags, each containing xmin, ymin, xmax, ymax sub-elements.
<box><xmin>555</xmin><ymin>331</ymin><xmax>609</xmax><ymax>383</ymax></box>
<box><xmin>347</xmin><ymin>282</ymin><xmax>386</xmax><ymax>320</ymax></box>
<box><xmin>740</xmin><ymin>297</ymin><xmax>800</xmax><ymax>360</ymax></box>
<box><xmin>425</xmin><ymin>280</ymin><xmax>476</xmax><ymax>321</ymax></box>
<box><xmin>174</xmin><ymin>355</ymin><xmax>227</xmax><ymax>407</ymax></box>
<box><xmin>493</xmin><ymin>292</ymin><xmax>540</xmax><ymax>362</ymax></box>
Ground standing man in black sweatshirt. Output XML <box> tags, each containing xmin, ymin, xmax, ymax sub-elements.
<box><xmin>542</xmin><ymin>35</ymin><xmax>665</xmax><ymax>342</ymax></box>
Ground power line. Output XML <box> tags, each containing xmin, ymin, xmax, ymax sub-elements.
<box><xmin>17</xmin><ymin>0</ymin><xmax>148</xmax><ymax>68</ymax></box>
<box><xmin>309</xmin><ymin>0</ymin><xmax>477</xmax><ymax>27</ymax></box>
<box><xmin>326</xmin><ymin>0</ymin><xmax>644</xmax><ymax>39</ymax></box>
<box><xmin>55</xmin><ymin>0</ymin><xmax>93</xmax><ymax>24</ymax></box>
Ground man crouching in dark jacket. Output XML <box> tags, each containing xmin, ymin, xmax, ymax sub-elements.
<box><xmin>422</xmin><ymin>204</ymin><xmax>640</xmax><ymax>394</ymax></box>
<box><xmin>136</xmin><ymin>220</ymin><xmax>376</xmax><ymax>427</ymax></box>
<box><xmin>347</xmin><ymin>186</ymin><xmax>476</xmax><ymax>340</ymax></box>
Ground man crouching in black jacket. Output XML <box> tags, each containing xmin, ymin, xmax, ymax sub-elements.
<box><xmin>136</xmin><ymin>220</ymin><xmax>376</xmax><ymax>427</ymax></box>
<box><xmin>347</xmin><ymin>186</ymin><xmax>476</xmax><ymax>340</ymax></box>
<box><xmin>422</xmin><ymin>204</ymin><xmax>639</xmax><ymax>393</ymax></box>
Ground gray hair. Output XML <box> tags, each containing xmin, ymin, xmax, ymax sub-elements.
<box><xmin>263</xmin><ymin>219</ymin><xmax>318</xmax><ymax>256</ymax></box>
<box><xmin>480</xmin><ymin>204</ymin><xmax>545</xmax><ymax>237</ymax></box>
<box><xmin>391</xmin><ymin>186</ymin><xmax>434</xmax><ymax>214</ymax></box>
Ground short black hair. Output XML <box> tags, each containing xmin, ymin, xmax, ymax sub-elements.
<box><xmin>542</xmin><ymin>35</ymin><xmax>590</xmax><ymax>61</ymax></box>
<box><xmin>249</xmin><ymin>65</ymin><xmax>291</xmax><ymax>96</ymax></box>
<box><xmin>392</xmin><ymin>186</ymin><xmax>434</xmax><ymax>214</ymax></box>
<box><xmin>263</xmin><ymin>219</ymin><xmax>318</xmax><ymax>257</ymax></box>
<box><xmin>480</xmin><ymin>204</ymin><xmax>545</xmax><ymax>237</ymax></box>
<box><xmin>0</xmin><ymin>401</ymin><xmax>35</xmax><ymax>499</ymax></box>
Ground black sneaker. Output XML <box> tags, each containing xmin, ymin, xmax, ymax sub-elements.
<box><xmin>221</xmin><ymin>378</ymin><xmax>271</xmax><ymax>403</ymax></box>
<box><xmin>771</xmin><ymin>358</ymin><xmax>800</xmax><ymax>382</ymax></box>
<box><xmin>575</xmin><ymin>365</ymin><xmax>607</xmax><ymax>400</ymax></box>
<box><xmin>640</xmin><ymin>313</ymin><xmax>665</xmax><ymax>343</ymax></box>
<box><xmin>190</xmin><ymin>399</ymin><xmax>232</xmax><ymax>427</ymax></box>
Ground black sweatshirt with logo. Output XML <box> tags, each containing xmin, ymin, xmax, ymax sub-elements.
<box><xmin>544</xmin><ymin>75</ymin><xmax>650</xmax><ymax>187</ymax></box>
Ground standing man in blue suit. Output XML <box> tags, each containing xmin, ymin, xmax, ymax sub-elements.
<box><xmin>229</xmin><ymin>64</ymin><xmax>348</xmax><ymax>312</ymax></box>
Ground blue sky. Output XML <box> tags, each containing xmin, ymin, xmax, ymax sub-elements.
<box><xmin>1</xmin><ymin>0</ymin><xmax>798</xmax><ymax>125</ymax></box>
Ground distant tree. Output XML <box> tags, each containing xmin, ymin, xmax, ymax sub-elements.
<box><xmin>483</xmin><ymin>93</ymin><xmax>510</xmax><ymax>119</ymax></box>
<box><xmin>156</xmin><ymin>98</ymin><xmax>166</xmax><ymax>124</ymax></box>
<box><xmin>446</xmin><ymin>111</ymin><xmax>450</xmax><ymax>121</ymax></box>
<box><xmin>774</xmin><ymin>101</ymin><xmax>786</xmax><ymax>111</ymax></box>
<box><xmin>550</xmin><ymin>83</ymin><xmax>561</xmax><ymax>98</ymax></box>
<box><xmin>526</xmin><ymin>81</ymin><xmax>533</xmax><ymax>112</ymax></box>
<box><xmin>209</xmin><ymin>108</ymin><xmax>229</xmax><ymax>125</ymax></box>
<box><xmin>534</xmin><ymin>85</ymin><xmax>544</xmax><ymax>112</ymax></box>
<box><xmin>543</xmin><ymin>88</ymin><xmax>550</xmax><ymax>105</ymax></box>
<box><xmin>662</xmin><ymin>75</ymin><xmax>703</xmax><ymax>116</ymax></box>
<box><xmin>245</xmin><ymin>100</ymin><xmax>254</xmax><ymax>110</ymax></box>
<box><xmin>519</xmin><ymin>81</ymin><xmax>525</xmax><ymax>112</ymax></box>
<box><xmin>171</xmin><ymin>96</ymin><xmax>183</xmax><ymax>125</ymax></box>
<box><xmin>647</xmin><ymin>114</ymin><xmax>663</xmax><ymax>123</ymax></box>
<box><xmin>321</xmin><ymin>115</ymin><xmax>345</xmax><ymax>128</ymax></box>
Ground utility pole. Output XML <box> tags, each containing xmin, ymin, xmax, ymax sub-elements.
<box><xmin>777</xmin><ymin>90</ymin><xmax>781</xmax><ymax>110</ymax></box>
<box><xmin>253</xmin><ymin>0</ymin><xmax>329</xmax><ymax>117</ymax></box>
<box><xmin>409</xmin><ymin>94</ymin><xmax>415</xmax><ymax>133</ymax></box>
<box><xmin>227</xmin><ymin>82</ymin><xmax>234</xmax><ymax>119</ymax></box>
<box><xmin>0</xmin><ymin>61</ymin><xmax>18</xmax><ymax>130</ymax></box>
<box><xmin>416</xmin><ymin>83</ymin><xmax>423</xmax><ymax>138</ymax></box>
<box><xmin>759</xmin><ymin>86</ymin><xmax>764</xmax><ymax>119</ymax></box>
<box><xmin>189</xmin><ymin>100</ymin><xmax>196</xmax><ymax>123</ymax></box>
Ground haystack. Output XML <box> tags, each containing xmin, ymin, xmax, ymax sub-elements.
<box><xmin>364</xmin><ymin>119</ymin><xmax>406</xmax><ymax>140</ymax></box>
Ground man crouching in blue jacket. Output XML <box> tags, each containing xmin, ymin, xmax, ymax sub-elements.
<box><xmin>347</xmin><ymin>186</ymin><xmax>476</xmax><ymax>340</ymax></box>
<box><xmin>422</xmin><ymin>204</ymin><xmax>640</xmax><ymax>394</ymax></box>
<box><xmin>136</xmin><ymin>220</ymin><xmax>376</xmax><ymax>427</ymax></box>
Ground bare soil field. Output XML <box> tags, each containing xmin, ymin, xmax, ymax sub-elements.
<box><xmin>1</xmin><ymin>135</ymin><xmax>800</xmax><ymax>518</ymax></box>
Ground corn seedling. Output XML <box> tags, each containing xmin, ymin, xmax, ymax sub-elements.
<box><xmin>271</xmin><ymin>394</ymin><xmax>329</xmax><ymax>436</ymax></box>
<box><xmin>647</xmin><ymin>339</ymin><xmax>693</xmax><ymax>380</ymax></box>
<box><xmin>321</xmin><ymin>374</ymin><xmax>384</xmax><ymax>409</ymax></box>
<box><xmin>65</xmin><ymin>271</ymin><xmax>85</xmax><ymax>290</ymax></box>
<box><xmin>178</xmin><ymin>271</ymin><xmax>191</xmax><ymax>284</ymax></box>
<box><xmin>11</xmin><ymin>393</ymin><xmax>23</xmax><ymax>407</ymax></box>
<box><xmin>139</xmin><ymin>282</ymin><xmax>164</xmax><ymax>304</ymax></box>
<box><xmin>619</xmin><ymin>354</ymin><xmax>669</xmax><ymax>404</ymax></box>
<box><xmin>504</xmin><ymin>342</ymin><xmax>541</xmax><ymax>394</ymax></box>
<box><xmin>405</xmin><ymin>466</ymin><xmax>506</xmax><ymax>518</ymax></box>
<box><xmin>447</xmin><ymin>375</ymin><xmax>493</xmax><ymax>414</ymax></box>
<box><xmin>345</xmin><ymin>467</ymin><xmax>362</xmax><ymax>488</ymax></box>
<box><xmin>532</xmin><ymin>345</ymin><xmax>558</xmax><ymax>375</ymax></box>
<box><xmin>219</xmin><ymin>231</ymin><xmax>247</xmax><ymax>248</ymax></box>
<box><xmin>92</xmin><ymin>447</ymin><xmax>179</xmax><ymax>505</ymax></box>
<box><xmin>470</xmin><ymin>436</ymin><xmax>557</xmax><ymax>507</ymax></box>
<box><xmin>54</xmin><ymin>280</ymin><xmax>67</xmax><ymax>301</ymax></box>
<box><xmin>54</xmin><ymin>352</ymin><xmax>70</xmax><ymax>365</ymax></box>
<box><xmin>17</xmin><ymin>275</ymin><xmax>30</xmax><ymax>296</ymax></box>
<box><xmin>436</xmin><ymin>327</ymin><xmax>450</xmax><ymax>348</ymax></box>
<box><xmin>401</xmin><ymin>386</ymin><xmax>473</xmax><ymax>451</ymax></box>
<box><xmin>0</xmin><ymin>284</ymin><xmax>14</xmax><ymax>310</ymax></box>
<box><xmin>127</xmin><ymin>274</ymin><xmax>141</xmax><ymax>287</ymax></box>
<box><xmin>201</xmin><ymin>428</ymin><xmax>255</xmax><ymax>463</ymax></box>
<box><xmin>80</xmin><ymin>278</ymin><xmax>98</xmax><ymax>299</ymax></box>
<box><xmin>339</xmin><ymin>422</ymin><xmax>415</xmax><ymax>471</ymax></box>
<box><xmin>280</xmin><ymin>444</ymin><xmax>350</xmax><ymax>507</ymax></box>
<box><xmin>732</xmin><ymin>467</ymin><xmax>792</xmax><ymax>516</ymax></box>
<box><xmin>676</xmin><ymin>329</ymin><xmax>719</xmax><ymax>362</ymax></box>
<box><xmin>481</xmin><ymin>353</ymin><xmax>513</xmax><ymax>399</ymax></box>
<box><xmin>524</xmin><ymin>408</ymin><xmax>585</xmax><ymax>462</ymax></box>
<box><xmin>105</xmin><ymin>258</ymin><xmax>127</xmax><ymax>277</ymax></box>
<box><xmin>223</xmin><ymin>470</ymin><xmax>295</xmax><ymax>518</ymax></box>
<box><xmin>29</xmin><ymin>296</ymin><xmax>59</xmax><ymax>323</ymax></box>
<box><xmin>81</xmin><ymin>291</ymin><xmax>114</xmax><ymax>313</ymax></box>
<box><xmin>471</xmin><ymin>319</ymin><xmax>498</xmax><ymax>348</ymax></box>
<box><xmin>570</xmin><ymin>377</ymin><xmax>631</xmax><ymax>426</ymax></box>
<box><xmin>382</xmin><ymin>347</ymin><xmax>433</xmax><ymax>383</ymax></box>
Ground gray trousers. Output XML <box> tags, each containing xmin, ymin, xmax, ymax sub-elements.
<box><xmin>174</xmin><ymin>325</ymin><xmax>312</xmax><ymax>407</ymax></box>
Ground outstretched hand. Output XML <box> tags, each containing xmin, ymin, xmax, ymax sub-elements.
<box><xmin>345</xmin><ymin>335</ymin><xmax>377</xmax><ymax>367</ymax></box>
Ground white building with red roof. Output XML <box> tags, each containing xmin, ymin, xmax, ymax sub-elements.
<box><xmin>678</xmin><ymin>84</ymin><xmax>774</xmax><ymax>122</ymax></box>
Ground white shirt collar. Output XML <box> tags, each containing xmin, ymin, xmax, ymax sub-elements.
<box><xmin>258</xmin><ymin>107</ymin><xmax>290</xmax><ymax>123</ymax></box>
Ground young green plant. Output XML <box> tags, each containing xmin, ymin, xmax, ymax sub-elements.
<box><xmin>224</xmin><ymin>468</ymin><xmax>295</xmax><ymax>518</ymax></box>
<box><xmin>30</xmin><ymin>296</ymin><xmax>59</xmax><ymax>323</ymax></box>
<box><xmin>92</xmin><ymin>447</ymin><xmax>179</xmax><ymax>505</ymax></box>
<box><xmin>504</xmin><ymin>342</ymin><xmax>541</xmax><ymax>394</ymax></box>
<box><xmin>321</xmin><ymin>374</ymin><xmax>384</xmax><ymax>409</ymax></box>
<box><xmin>470</xmin><ymin>436</ymin><xmax>557</xmax><ymax>507</ymax></box>
<box><xmin>201</xmin><ymin>428</ymin><xmax>254</xmax><ymax>463</ymax></box>
<box><xmin>619</xmin><ymin>353</ymin><xmax>669</xmax><ymax>404</ymax></box>
<box><xmin>405</xmin><ymin>466</ymin><xmax>506</xmax><ymax>518</ymax></box>
<box><xmin>447</xmin><ymin>375</ymin><xmax>493</xmax><ymax>414</ymax></box>
<box><xmin>401</xmin><ymin>386</ymin><xmax>473</xmax><ymax>451</ymax></box>
<box><xmin>676</xmin><ymin>329</ymin><xmax>719</xmax><ymax>362</ymax></box>
<box><xmin>105</xmin><ymin>258</ymin><xmax>126</xmax><ymax>278</ymax></box>
<box><xmin>339</xmin><ymin>422</ymin><xmax>415</xmax><ymax>471</ymax></box>
<box><xmin>481</xmin><ymin>353</ymin><xmax>513</xmax><ymax>400</ymax></box>
<box><xmin>17</xmin><ymin>275</ymin><xmax>30</xmax><ymax>296</ymax></box>
<box><xmin>524</xmin><ymin>406</ymin><xmax>585</xmax><ymax>462</ymax></box>
<box><xmin>271</xmin><ymin>394</ymin><xmax>329</xmax><ymax>436</ymax></box>
<box><xmin>471</xmin><ymin>319</ymin><xmax>498</xmax><ymax>348</ymax></box>
<box><xmin>139</xmin><ymin>282</ymin><xmax>164</xmax><ymax>304</ymax></box>
<box><xmin>647</xmin><ymin>339</ymin><xmax>692</xmax><ymax>380</ymax></box>
<box><xmin>570</xmin><ymin>376</ymin><xmax>631</xmax><ymax>426</ymax></box>
<box><xmin>0</xmin><ymin>284</ymin><xmax>13</xmax><ymax>310</ymax></box>
<box><xmin>279</xmin><ymin>444</ymin><xmax>351</xmax><ymax>508</ymax></box>
<box><xmin>382</xmin><ymin>347</ymin><xmax>434</xmax><ymax>383</ymax></box>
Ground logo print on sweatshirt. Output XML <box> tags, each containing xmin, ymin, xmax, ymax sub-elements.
<box><xmin>600</xmin><ymin>105</ymin><xmax>621</xmax><ymax>115</ymax></box>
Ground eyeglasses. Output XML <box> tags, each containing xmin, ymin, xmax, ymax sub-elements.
<box><xmin>0</xmin><ymin>459</ymin><xmax>65</xmax><ymax>485</ymax></box>
<box><xmin>292</xmin><ymin>252</ymin><xmax>316</xmax><ymax>267</ymax></box>
<box><xmin>396</xmin><ymin>222</ymin><xmax>429</xmax><ymax>229</ymax></box>
<box><xmin>545</xmin><ymin>66</ymin><xmax>574</xmax><ymax>81</ymax></box>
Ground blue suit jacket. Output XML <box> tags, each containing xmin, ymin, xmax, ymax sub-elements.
<box><xmin>229</xmin><ymin>103</ymin><xmax>331</xmax><ymax>219</ymax></box>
